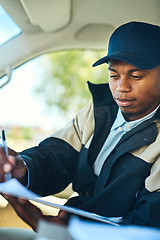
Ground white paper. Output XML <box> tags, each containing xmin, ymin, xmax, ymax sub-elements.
<box><xmin>0</xmin><ymin>178</ymin><xmax>120</xmax><ymax>226</ymax></box>
<box><xmin>36</xmin><ymin>219</ymin><xmax>73</xmax><ymax>240</ymax></box>
<box><xmin>68</xmin><ymin>217</ymin><xmax>160</xmax><ymax>240</ymax></box>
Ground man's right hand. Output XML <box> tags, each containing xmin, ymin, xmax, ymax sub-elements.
<box><xmin>0</xmin><ymin>147</ymin><xmax>27</xmax><ymax>184</ymax></box>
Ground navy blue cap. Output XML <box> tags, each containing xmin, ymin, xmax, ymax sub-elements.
<box><xmin>93</xmin><ymin>21</ymin><xmax>160</xmax><ymax>69</ymax></box>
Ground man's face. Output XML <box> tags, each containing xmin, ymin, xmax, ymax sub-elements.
<box><xmin>108</xmin><ymin>59</ymin><xmax>160</xmax><ymax>121</ymax></box>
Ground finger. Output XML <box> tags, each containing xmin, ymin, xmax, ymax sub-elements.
<box><xmin>3</xmin><ymin>163</ymin><xmax>12</xmax><ymax>173</ymax></box>
<box><xmin>0</xmin><ymin>148</ymin><xmax>26</xmax><ymax>182</ymax></box>
<box><xmin>0</xmin><ymin>148</ymin><xmax>8</xmax><ymax>182</ymax></box>
<box><xmin>0</xmin><ymin>147</ymin><xmax>7</xmax><ymax>164</ymax></box>
<box><xmin>0</xmin><ymin>147</ymin><xmax>19</xmax><ymax>168</ymax></box>
<box><xmin>2</xmin><ymin>193</ymin><xmax>10</xmax><ymax>200</ymax></box>
<box><xmin>17</xmin><ymin>198</ymin><xmax>43</xmax><ymax>231</ymax></box>
<box><xmin>57</xmin><ymin>210</ymin><xmax>72</xmax><ymax>224</ymax></box>
<box><xmin>8</xmin><ymin>155</ymin><xmax>16</xmax><ymax>166</ymax></box>
<box><xmin>44</xmin><ymin>215</ymin><xmax>68</xmax><ymax>226</ymax></box>
<box><xmin>0</xmin><ymin>148</ymin><xmax>14</xmax><ymax>176</ymax></box>
<box><xmin>7</xmin><ymin>196</ymin><xmax>43</xmax><ymax>231</ymax></box>
<box><xmin>3</xmin><ymin>195</ymin><xmax>33</xmax><ymax>222</ymax></box>
<box><xmin>2</xmin><ymin>156</ymin><xmax>16</xmax><ymax>181</ymax></box>
<box><xmin>4</xmin><ymin>155</ymin><xmax>27</xmax><ymax>181</ymax></box>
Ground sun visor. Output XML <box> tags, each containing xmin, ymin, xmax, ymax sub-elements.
<box><xmin>20</xmin><ymin>0</ymin><xmax>71</xmax><ymax>32</ymax></box>
<box><xmin>75</xmin><ymin>24</ymin><xmax>114</xmax><ymax>48</ymax></box>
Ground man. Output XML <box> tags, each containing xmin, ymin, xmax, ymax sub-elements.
<box><xmin>0</xmin><ymin>21</ymin><xmax>160</xmax><ymax>238</ymax></box>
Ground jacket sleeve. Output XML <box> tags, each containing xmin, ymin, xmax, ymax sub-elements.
<box><xmin>121</xmin><ymin>188</ymin><xmax>160</xmax><ymax>228</ymax></box>
<box><xmin>121</xmin><ymin>157</ymin><xmax>160</xmax><ymax>228</ymax></box>
<box><xmin>19</xmin><ymin>102</ymin><xmax>94</xmax><ymax>196</ymax></box>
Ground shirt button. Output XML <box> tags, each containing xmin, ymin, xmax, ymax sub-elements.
<box><xmin>118</xmin><ymin>127</ymin><xmax>122</xmax><ymax>131</ymax></box>
<box><xmin>144</xmin><ymin>137</ymin><xmax>148</xmax><ymax>141</ymax></box>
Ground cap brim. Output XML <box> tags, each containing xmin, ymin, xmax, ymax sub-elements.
<box><xmin>92</xmin><ymin>52</ymin><xmax>159</xmax><ymax>70</ymax></box>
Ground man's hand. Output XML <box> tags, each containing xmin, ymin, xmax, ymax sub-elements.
<box><xmin>0</xmin><ymin>147</ymin><xmax>27</xmax><ymax>184</ymax></box>
<box><xmin>3</xmin><ymin>194</ymin><xmax>72</xmax><ymax>231</ymax></box>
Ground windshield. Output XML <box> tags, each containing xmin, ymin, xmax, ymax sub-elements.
<box><xmin>0</xmin><ymin>5</ymin><xmax>21</xmax><ymax>46</ymax></box>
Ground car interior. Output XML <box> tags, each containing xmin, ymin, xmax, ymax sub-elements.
<box><xmin>0</xmin><ymin>0</ymin><xmax>159</xmax><ymax>230</ymax></box>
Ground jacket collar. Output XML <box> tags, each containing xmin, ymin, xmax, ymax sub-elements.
<box><xmin>87</xmin><ymin>81</ymin><xmax>116</xmax><ymax>107</ymax></box>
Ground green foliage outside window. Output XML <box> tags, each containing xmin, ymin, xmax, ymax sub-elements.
<box><xmin>35</xmin><ymin>50</ymin><xmax>108</xmax><ymax>114</ymax></box>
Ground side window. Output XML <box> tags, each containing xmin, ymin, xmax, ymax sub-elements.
<box><xmin>0</xmin><ymin>50</ymin><xmax>107</xmax><ymax>151</ymax></box>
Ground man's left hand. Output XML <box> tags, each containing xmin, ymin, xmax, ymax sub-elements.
<box><xmin>3</xmin><ymin>194</ymin><xmax>72</xmax><ymax>231</ymax></box>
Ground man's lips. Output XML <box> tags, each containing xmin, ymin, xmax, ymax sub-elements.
<box><xmin>115</xmin><ymin>98</ymin><xmax>136</xmax><ymax>107</ymax></box>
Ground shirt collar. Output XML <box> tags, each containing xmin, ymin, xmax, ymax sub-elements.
<box><xmin>111</xmin><ymin>109</ymin><xmax>125</xmax><ymax>131</ymax></box>
<box><xmin>111</xmin><ymin>105</ymin><xmax>160</xmax><ymax>132</ymax></box>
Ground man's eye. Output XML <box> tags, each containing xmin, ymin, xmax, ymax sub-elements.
<box><xmin>110</xmin><ymin>75</ymin><xmax>119</xmax><ymax>80</ymax></box>
<box><xmin>130</xmin><ymin>75</ymin><xmax>143</xmax><ymax>80</ymax></box>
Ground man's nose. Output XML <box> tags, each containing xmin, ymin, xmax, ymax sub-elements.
<box><xmin>117</xmin><ymin>77</ymin><xmax>131</xmax><ymax>92</ymax></box>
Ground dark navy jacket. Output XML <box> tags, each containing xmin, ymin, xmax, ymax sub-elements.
<box><xmin>20</xmin><ymin>82</ymin><xmax>160</xmax><ymax>228</ymax></box>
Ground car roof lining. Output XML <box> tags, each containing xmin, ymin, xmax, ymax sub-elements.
<box><xmin>0</xmin><ymin>0</ymin><xmax>159</xmax><ymax>77</ymax></box>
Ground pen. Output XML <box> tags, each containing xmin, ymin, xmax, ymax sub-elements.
<box><xmin>2</xmin><ymin>130</ymin><xmax>11</xmax><ymax>181</ymax></box>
